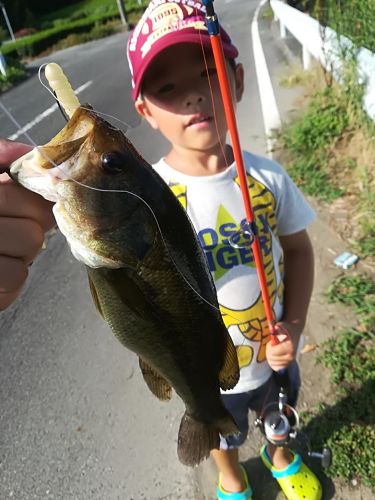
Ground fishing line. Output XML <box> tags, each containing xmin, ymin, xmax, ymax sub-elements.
<box><xmin>0</xmin><ymin>98</ymin><xmax>248</xmax><ymax>326</ymax></box>
<box><xmin>53</xmin><ymin>90</ymin><xmax>69</xmax><ymax>122</ymax></box>
<box><xmin>196</xmin><ymin>14</ymin><xmax>230</xmax><ymax>170</ymax></box>
<box><xmin>1</xmin><ymin>27</ymin><xmax>259</xmax><ymax>332</ymax></box>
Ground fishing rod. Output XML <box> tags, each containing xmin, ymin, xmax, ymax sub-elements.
<box><xmin>202</xmin><ymin>3</ymin><xmax>332</xmax><ymax>466</ymax></box>
<box><xmin>201</xmin><ymin>0</ymin><xmax>293</xmax><ymax>436</ymax></box>
<box><xmin>202</xmin><ymin>0</ymin><xmax>278</xmax><ymax>346</ymax></box>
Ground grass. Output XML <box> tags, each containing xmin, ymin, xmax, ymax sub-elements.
<box><xmin>301</xmin><ymin>273</ymin><xmax>375</xmax><ymax>488</ymax></box>
<box><xmin>278</xmin><ymin>84</ymin><xmax>349</xmax><ymax>201</ymax></box>
<box><xmin>356</xmin><ymin>166</ymin><xmax>375</xmax><ymax>257</ymax></box>
<box><xmin>277</xmin><ymin>62</ymin><xmax>375</xmax><ymax>257</ymax></box>
<box><xmin>326</xmin><ymin>273</ymin><xmax>375</xmax><ymax>318</ymax></box>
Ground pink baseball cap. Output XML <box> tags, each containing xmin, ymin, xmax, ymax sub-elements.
<box><xmin>127</xmin><ymin>0</ymin><xmax>239</xmax><ymax>100</ymax></box>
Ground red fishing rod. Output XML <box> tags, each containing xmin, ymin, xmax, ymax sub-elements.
<box><xmin>201</xmin><ymin>4</ymin><xmax>333</xmax><ymax>466</ymax></box>
<box><xmin>202</xmin><ymin>0</ymin><xmax>279</xmax><ymax>346</ymax></box>
<box><xmin>203</xmin><ymin>0</ymin><xmax>291</xmax><ymax>448</ymax></box>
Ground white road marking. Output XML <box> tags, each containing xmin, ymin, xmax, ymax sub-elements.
<box><xmin>251</xmin><ymin>0</ymin><xmax>281</xmax><ymax>157</ymax></box>
<box><xmin>7</xmin><ymin>80</ymin><xmax>93</xmax><ymax>141</ymax></box>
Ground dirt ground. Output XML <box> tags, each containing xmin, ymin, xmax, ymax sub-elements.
<box><xmin>196</xmin><ymin>197</ymin><xmax>373</xmax><ymax>500</ymax></box>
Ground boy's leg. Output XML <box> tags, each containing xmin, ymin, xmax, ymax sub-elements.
<box><xmin>265</xmin><ymin>444</ymin><xmax>293</xmax><ymax>469</ymax></box>
<box><xmin>255</xmin><ymin>364</ymin><xmax>322</xmax><ymax>499</ymax></box>
<box><xmin>212</xmin><ymin>391</ymin><xmax>252</xmax><ymax>496</ymax></box>
<box><xmin>211</xmin><ymin>448</ymin><xmax>246</xmax><ymax>492</ymax></box>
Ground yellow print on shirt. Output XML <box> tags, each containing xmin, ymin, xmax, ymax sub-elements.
<box><xmin>168</xmin><ymin>175</ymin><xmax>284</xmax><ymax>368</ymax></box>
<box><xmin>169</xmin><ymin>182</ymin><xmax>187</xmax><ymax>209</ymax></box>
<box><xmin>219</xmin><ymin>174</ymin><xmax>284</xmax><ymax>368</ymax></box>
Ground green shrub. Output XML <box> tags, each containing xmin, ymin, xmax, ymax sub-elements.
<box><xmin>48</xmin><ymin>20</ymin><xmax>120</xmax><ymax>53</ymax></box>
<box><xmin>292</xmin><ymin>0</ymin><xmax>375</xmax><ymax>52</ymax></box>
<box><xmin>3</xmin><ymin>11</ymin><xmax>118</xmax><ymax>58</ymax></box>
<box><xmin>89</xmin><ymin>21</ymin><xmax>119</xmax><ymax>40</ymax></box>
<box><xmin>1</xmin><ymin>13</ymin><xmax>117</xmax><ymax>60</ymax></box>
<box><xmin>0</xmin><ymin>64</ymin><xmax>27</xmax><ymax>92</ymax></box>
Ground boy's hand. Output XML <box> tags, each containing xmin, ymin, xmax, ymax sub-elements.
<box><xmin>266</xmin><ymin>322</ymin><xmax>302</xmax><ymax>371</ymax></box>
<box><xmin>0</xmin><ymin>139</ymin><xmax>56</xmax><ymax>310</ymax></box>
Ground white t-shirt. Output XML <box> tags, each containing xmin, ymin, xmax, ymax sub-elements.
<box><xmin>153</xmin><ymin>151</ymin><xmax>315</xmax><ymax>393</ymax></box>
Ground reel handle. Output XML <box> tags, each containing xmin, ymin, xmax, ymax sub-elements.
<box><xmin>308</xmin><ymin>447</ymin><xmax>333</xmax><ymax>468</ymax></box>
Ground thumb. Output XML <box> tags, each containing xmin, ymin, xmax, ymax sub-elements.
<box><xmin>0</xmin><ymin>139</ymin><xmax>32</xmax><ymax>171</ymax></box>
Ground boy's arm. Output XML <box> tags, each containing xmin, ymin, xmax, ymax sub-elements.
<box><xmin>266</xmin><ymin>229</ymin><xmax>314</xmax><ymax>371</ymax></box>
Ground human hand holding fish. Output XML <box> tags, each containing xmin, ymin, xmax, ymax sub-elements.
<box><xmin>7</xmin><ymin>63</ymin><xmax>240</xmax><ymax>466</ymax></box>
<box><xmin>0</xmin><ymin>138</ymin><xmax>55</xmax><ymax>310</ymax></box>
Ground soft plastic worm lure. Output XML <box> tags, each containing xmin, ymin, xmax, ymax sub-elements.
<box><xmin>44</xmin><ymin>63</ymin><xmax>80</xmax><ymax>118</ymax></box>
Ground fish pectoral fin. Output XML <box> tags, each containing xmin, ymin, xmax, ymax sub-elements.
<box><xmin>87</xmin><ymin>274</ymin><xmax>104</xmax><ymax>318</ymax></box>
<box><xmin>219</xmin><ymin>331</ymin><xmax>240</xmax><ymax>391</ymax></box>
<box><xmin>139</xmin><ymin>357</ymin><xmax>172</xmax><ymax>401</ymax></box>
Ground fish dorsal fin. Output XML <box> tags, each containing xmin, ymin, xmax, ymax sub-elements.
<box><xmin>139</xmin><ymin>357</ymin><xmax>172</xmax><ymax>401</ymax></box>
<box><xmin>87</xmin><ymin>273</ymin><xmax>104</xmax><ymax>318</ymax></box>
<box><xmin>219</xmin><ymin>332</ymin><xmax>240</xmax><ymax>391</ymax></box>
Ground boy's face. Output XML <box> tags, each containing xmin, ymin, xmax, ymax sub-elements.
<box><xmin>135</xmin><ymin>43</ymin><xmax>244</xmax><ymax>154</ymax></box>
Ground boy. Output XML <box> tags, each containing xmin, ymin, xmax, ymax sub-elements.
<box><xmin>127</xmin><ymin>1</ymin><xmax>322</xmax><ymax>499</ymax></box>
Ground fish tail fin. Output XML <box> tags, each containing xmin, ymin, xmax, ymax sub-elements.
<box><xmin>177</xmin><ymin>411</ymin><xmax>239</xmax><ymax>466</ymax></box>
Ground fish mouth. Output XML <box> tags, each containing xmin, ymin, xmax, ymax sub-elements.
<box><xmin>9</xmin><ymin>107</ymin><xmax>94</xmax><ymax>202</ymax></box>
<box><xmin>10</xmin><ymin>148</ymin><xmax>73</xmax><ymax>203</ymax></box>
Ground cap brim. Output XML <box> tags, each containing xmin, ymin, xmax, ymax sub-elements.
<box><xmin>131</xmin><ymin>32</ymin><xmax>239</xmax><ymax>100</ymax></box>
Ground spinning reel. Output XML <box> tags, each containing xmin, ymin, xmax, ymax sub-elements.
<box><xmin>254</xmin><ymin>371</ymin><xmax>332</xmax><ymax>468</ymax></box>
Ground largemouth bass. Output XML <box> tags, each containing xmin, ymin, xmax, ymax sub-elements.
<box><xmin>10</xmin><ymin>105</ymin><xmax>240</xmax><ymax>466</ymax></box>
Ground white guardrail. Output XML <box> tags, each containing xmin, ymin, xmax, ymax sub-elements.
<box><xmin>270</xmin><ymin>0</ymin><xmax>375</xmax><ymax>121</ymax></box>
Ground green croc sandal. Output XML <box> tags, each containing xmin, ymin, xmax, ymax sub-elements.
<box><xmin>217</xmin><ymin>465</ymin><xmax>253</xmax><ymax>500</ymax></box>
<box><xmin>260</xmin><ymin>445</ymin><xmax>322</xmax><ymax>500</ymax></box>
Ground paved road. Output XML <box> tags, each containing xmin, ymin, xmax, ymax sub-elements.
<box><xmin>0</xmin><ymin>1</ymin><xmax>280</xmax><ymax>498</ymax></box>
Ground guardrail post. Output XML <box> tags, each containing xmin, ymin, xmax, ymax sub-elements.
<box><xmin>280</xmin><ymin>21</ymin><xmax>286</xmax><ymax>38</ymax></box>
<box><xmin>302</xmin><ymin>44</ymin><xmax>312</xmax><ymax>69</ymax></box>
<box><xmin>0</xmin><ymin>51</ymin><xmax>6</xmax><ymax>76</ymax></box>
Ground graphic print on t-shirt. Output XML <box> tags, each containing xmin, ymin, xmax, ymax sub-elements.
<box><xmin>169</xmin><ymin>173</ymin><xmax>284</xmax><ymax>370</ymax></box>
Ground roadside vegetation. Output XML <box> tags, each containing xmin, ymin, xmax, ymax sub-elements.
<box><xmin>278</xmin><ymin>1</ymin><xmax>375</xmax><ymax>258</ymax></box>
<box><xmin>0</xmin><ymin>0</ymin><xmax>148</xmax><ymax>92</ymax></box>
<box><xmin>276</xmin><ymin>0</ymin><xmax>375</xmax><ymax>490</ymax></box>
<box><xmin>302</xmin><ymin>272</ymin><xmax>375</xmax><ymax>487</ymax></box>
<box><xmin>278</xmin><ymin>63</ymin><xmax>375</xmax><ymax>258</ymax></box>
<box><xmin>290</xmin><ymin>0</ymin><xmax>375</xmax><ymax>52</ymax></box>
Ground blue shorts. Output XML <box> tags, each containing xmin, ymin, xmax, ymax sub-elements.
<box><xmin>220</xmin><ymin>362</ymin><xmax>301</xmax><ymax>449</ymax></box>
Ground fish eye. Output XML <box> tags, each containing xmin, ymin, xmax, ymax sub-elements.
<box><xmin>101</xmin><ymin>152</ymin><xmax>124</xmax><ymax>173</ymax></box>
